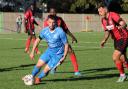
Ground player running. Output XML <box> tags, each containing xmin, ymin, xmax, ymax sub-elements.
<box><xmin>23</xmin><ymin>15</ymin><xmax>69</xmax><ymax>85</ymax></box>
<box><xmin>98</xmin><ymin>4</ymin><xmax>128</xmax><ymax>82</ymax></box>
<box><xmin>24</xmin><ymin>4</ymin><xmax>41</xmax><ymax>54</ymax></box>
<box><xmin>43</xmin><ymin>8</ymin><xmax>81</xmax><ymax>76</ymax></box>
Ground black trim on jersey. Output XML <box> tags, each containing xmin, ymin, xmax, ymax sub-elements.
<box><xmin>34</xmin><ymin>20</ymin><xmax>39</xmax><ymax>26</ymax></box>
<box><xmin>39</xmin><ymin>36</ymin><xmax>42</xmax><ymax>40</ymax></box>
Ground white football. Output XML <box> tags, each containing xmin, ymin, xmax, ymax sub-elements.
<box><xmin>23</xmin><ymin>74</ymin><xmax>34</xmax><ymax>86</ymax></box>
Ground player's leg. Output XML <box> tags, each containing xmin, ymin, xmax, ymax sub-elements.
<box><xmin>118</xmin><ymin>39</ymin><xmax>128</xmax><ymax>69</ymax></box>
<box><xmin>68</xmin><ymin>45</ymin><xmax>81</xmax><ymax>76</ymax></box>
<box><xmin>112</xmin><ymin>50</ymin><xmax>127</xmax><ymax>82</ymax></box>
<box><xmin>35</xmin><ymin>53</ymin><xmax>63</xmax><ymax>84</ymax></box>
<box><xmin>25</xmin><ymin>34</ymin><xmax>32</xmax><ymax>53</ymax></box>
<box><xmin>17</xmin><ymin>24</ymin><xmax>21</xmax><ymax>33</ymax></box>
<box><xmin>31</xmin><ymin>30</ymin><xmax>40</xmax><ymax>54</ymax></box>
<box><xmin>33</xmin><ymin>49</ymin><xmax>50</xmax><ymax>84</ymax></box>
<box><xmin>32</xmin><ymin>59</ymin><xmax>46</xmax><ymax>77</ymax></box>
<box><xmin>22</xmin><ymin>58</ymin><xmax>46</xmax><ymax>81</ymax></box>
<box><xmin>34</xmin><ymin>65</ymin><xmax>50</xmax><ymax>84</ymax></box>
<box><xmin>18</xmin><ymin>24</ymin><xmax>21</xmax><ymax>33</ymax></box>
<box><xmin>16</xmin><ymin>23</ymin><xmax>19</xmax><ymax>33</ymax></box>
<box><xmin>120</xmin><ymin>53</ymin><xmax>128</xmax><ymax>69</ymax></box>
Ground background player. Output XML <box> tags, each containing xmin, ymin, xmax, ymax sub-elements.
<box><xmin>23</xmin><ymin>15</ymin><xmax>69</xmax><ymax>85</ymax></box>
<box><xmin>24</xmin><ymin>4</ymin><xmax>41</xmax><ymax>54</ymax></box>
<box><xmin>16</xmin><ymin>15</ymin><xmax>22</xmax><ymax>33</ymax></box>
<box><xmin>43</xmin><ymin>8</ymin><xmax>81</xmax><ymax>76</ymax></box>
<box><xmin>98</xmin><ymin>3</ymin><xmax>128</xmax><ymax>82</ymax></box>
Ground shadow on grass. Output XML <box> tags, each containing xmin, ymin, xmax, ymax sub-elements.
<box><xmin>55</xmin><ymin>67</ymin><xmax>116</xmax><ymax>74</ymax></box>
<box><xmin>44</xmin><ymin>73</ymin><xmax>119</xmax><ymax>82</ymax></box>
<box><xmin>11</xmin><ymin>47</ymin><xmax>25</xmax><ymax>50</ymax></box>
<box><xmin>0</xmin><ymin>64</ymin><xmax>35</xmax><ymax>72</ymax></box>
<box><xmin>42</xmin><ymin>67</ymin><xmax>118</xmax><ymax>82</ymax></box>
<box><xmin>80</xmin><ymin>67</ymin><xmax>116</xmax><ymax>74</ymax></box>
<box><xmin>74</xmin><ymin>48</ymin><xmax>100</xmax><ymax>52</ymax></box>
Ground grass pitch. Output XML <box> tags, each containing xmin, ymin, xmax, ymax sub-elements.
<box><xmin>0</xmin><ymin>32</ymin><xmax>128</xmax><ymax>89</ymax></box>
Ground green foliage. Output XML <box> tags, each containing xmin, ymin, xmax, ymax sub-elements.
<box><xmin>1</xmin><ymin>0</ymin><xmax>128</xmax><ymax>13</ymax></box>
<box><xmin>46</xmin><ymin>0</ymin><xmax>74</xmax><ymax>13</ymax></box>
<box><xmin>121</xmin><ymin>0</ymin><xmax>128</xmax><ymax>12</ymax></box>
<box><xmin>70</xmin><ymin>0</ymin><xmax>102</xmax><ymax>13</ymax></box>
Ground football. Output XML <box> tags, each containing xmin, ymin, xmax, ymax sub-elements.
<box><xmin>22</xmin><ymin>74</ymin><xmax>34</xmax><ymax>86</ymax></box>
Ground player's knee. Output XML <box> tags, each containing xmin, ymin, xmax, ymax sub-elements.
<box><xmin>68</xmin><ymin>48</ymin><xmax>74</xmax><ymax>54</ymax></box>
<box><xmin>112</xmin><ymin>55</ymin><xmax>117</xmax><ymax>61</ymax></box>
<box><xmin>36</xmin><ymin>64</ymin><xmax>42</xmax><ymax>68</ymax></box>
<box><xmin>36</xmin><ymin>59</ymin><xmax>45</xmax><ymax>68</ymax></box>
<box><xmin>43</xmin><ymin>65</ymin><xmax>51</xmax><ymax>73</ymax></box>
<box><xmin>112</xmin><ymin>51</ymin><xmax>121</xmax><ymax>61</ymax></box>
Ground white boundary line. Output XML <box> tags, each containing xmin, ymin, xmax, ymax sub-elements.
<box><xmin>0</xmin><ymin>37</ymin><xmax>113</xmax><ymax>48</ymax></box>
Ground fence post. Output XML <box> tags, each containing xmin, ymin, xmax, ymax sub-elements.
<box><xmin>0</xmin><ymin>12</ymin><xmax>3</xmax><ymax>32</ymax></box>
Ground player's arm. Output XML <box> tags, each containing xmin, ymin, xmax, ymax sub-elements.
<box><xmin>61</xmin><ymin>19</ymin><xmax>77</xmax><ymax>43</ymax></box>
<box><xmin>59</xmin><ymin>29</ymin><xmax>69</xmax><ymax>63</ymax></box>
<box><xmin>118</xmin><ymin>19</ymin><xmax>127</xmax><ymax>30</ymax></box>
<box><xmin>34</xmin><ymin>19</ymin><xmax>42</xmax><ymax>30</ymax></box>
<box><xmin>30</xmin><ymin>29</ymin><xmax>44</xmax><ymax>59</ymax></box>
<box><xmin>24</xmin><ymin>12</ymin><xmax>30</xmax><ymax>33</ymax></box>
<box><xmin>60</xmin><ymin>43</ymin><xmax>69</xmax><ymax>64</ymax></box>
<box><xmin>100</xmin><ymin>30</ymin><xmax>110</xmax><ymax>48</ymax></box>
<box><xmin>111</xmin><ymin>12</ymin><xmax>127</xmax><ymax>29</ymax></box>
<box><xmin>30</xmin><ymin>38</ymin><xmax>41</xmax><ymax>60</ymax></box>
<box><xmin>23</xmin><ymin>18</ymin><xmax>28</xmax><ymax>33</ymax></box>
<box><xmin>66</xmin><ymin>30</ymin><xmax>77</xmax><ymax>43</ymax></box>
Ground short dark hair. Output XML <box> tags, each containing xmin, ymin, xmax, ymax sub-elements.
<box><xmin>47</xmin><ymin>15</ymin><xmax>56</xmax><ymax>21</ymax></box>
<box><xmin>49</xmin><ymin>8</ymin><xmax>57</xmax><ymax>13</ymax></box>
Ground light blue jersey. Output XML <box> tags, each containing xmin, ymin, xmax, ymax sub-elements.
<box><xmin>31</xmin><ymin>26</ymin><xmax>68</xmax><ymax>78</ymax></box>
<box><xmin>39</xmin><ymin>26</ymin><xmax>68</xmax><ymax>69</ymax></box>
<box><xmin>39</xmin><ymin>26</ymin><xmax>67</xmax><ymax>54</ymax></box>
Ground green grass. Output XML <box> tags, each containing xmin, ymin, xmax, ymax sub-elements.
<box><xmin>0</xmin><ymin>32</ymin><xmax>128</xmax><ymax>89</ymax></box>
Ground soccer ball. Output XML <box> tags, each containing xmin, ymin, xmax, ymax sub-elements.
<box><xmin>22</xmin><ymin>74</ymin><xmax>34</xmax><ymax>86</ymax></box>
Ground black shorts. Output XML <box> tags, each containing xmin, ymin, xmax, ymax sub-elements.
<box><xmin>27</xmin><ymin>29</ymin><xmax>35</xmax><ymax>36</ymax></box>
<box><xmin>114</xmin><ymin>38</ymin><xmax>128</xmax><ymax>54</ymax></box>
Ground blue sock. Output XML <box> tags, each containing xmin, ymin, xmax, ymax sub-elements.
<box><xmin>38</xmin><ymin>71</ymin><xmax>46</xmax><ymax>79</ymax></box>
<box><xmin>32</xmin><ymin>66</ymin><xmax>40</xmax><ymax>77</ymax></box>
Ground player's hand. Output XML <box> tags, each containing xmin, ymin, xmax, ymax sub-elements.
<box><xmin>29</xmin><ymin>52</ymin><xmax>34</xmax><ymax>60</ymax></box>
<box><xmin>59</xmin><ymin>56</ymin><xmax>65</xmax><ymax>64</ymax></box>
<box><xmin>24</xmin><ymin>29</ymin><xmax>27</xmax><ymax>33</ymax></box>
<box><xmin>38</xmin><ymin>26</ymin><xmax>42</xmax><ymax>30</ymax></box>
<box><xmin>24</xmin><ymin>30</ymin><xmax>26</xmax><ymax>33</ymax></box>
<box><xmin>100</xmin><ymin>40</ymin><xmax>106</xmax><ymax>48</ymax></box>
<box><xmin>72</xmin><ymin>37</ymin><xmax>77</xmax><ymax>43</ymax></box>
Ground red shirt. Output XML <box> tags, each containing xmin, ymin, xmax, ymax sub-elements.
<box><xmin>102</xmin><ymin>12</ymin><xmax>128</xmax><ymax>40</ymax></box>
<box><xmin>43</xmin><ymin>16</ymin><xmax>68</xmax><ymax>33</ymax></box>
<box><xmin>24</xmin><ymin>9</ymin><xmax>37</xmax><ymax>30</ymax></box>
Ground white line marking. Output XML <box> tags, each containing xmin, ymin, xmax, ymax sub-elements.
<box><xmin>0</xmin><ymin>37</ymin><xmax>113</xmax><ymax>48</ymax></box>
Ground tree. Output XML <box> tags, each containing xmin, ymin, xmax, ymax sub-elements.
<box><xmin>46</xmin><ymin>0</ymin><xmax>74</xmax><ymax>13</ymax></box>
<box><xmin>70</xmin><ymin>0</ymin><xmax>102</xmax><ymax>13</ymax></box>
<box><xmin>121</xmin><ymin>0</ymin><xmax>128</xmax><ymax>12</ymax></box>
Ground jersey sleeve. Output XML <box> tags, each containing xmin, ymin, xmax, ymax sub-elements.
<box><xmin>39</xmin><ymin>29</ymin><xmax>45</xmax><ymax>40</ymax></box>
<box><xmin>110</xmin><ymin>12</ymin><xmax>121</xmax><ymax>23</ymax></box>
<box><xmin>60</xmin><ymin>18</ymin><xmax>69</xmax><ymax>33</ymax></box>
<box><xmin>59</xmin><ymin>27</ymin><xmax>68</xmax><ymax>45</ymax></box>
<box><xmin>24</xmin><ymin>11</ymin><xmax>29</xmax><ymax>19</ymax></box>
<box><xmin>33</xmin><ymin>19</ymin><xmax>39</xmax><ymax>26</ymax></box>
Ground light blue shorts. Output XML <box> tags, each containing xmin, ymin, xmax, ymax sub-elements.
<box><xmin>39</xmin><ymin>48</ymin><xmax>63</xmax><ymax>69</ymax></box>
